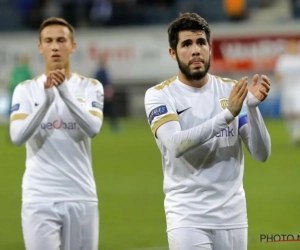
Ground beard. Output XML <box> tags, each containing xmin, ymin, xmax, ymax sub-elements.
<box><xmin>176</xmin><ymin>53</ymin><xmax>211</xmax><ymax>81</ymax></box>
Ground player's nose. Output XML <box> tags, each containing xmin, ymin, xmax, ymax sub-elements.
<box><xmin>51</xmin><ymin>42</ymin><xmax>59</xmax><ymax>51</ymax></box>
<box><xmin>191</xmin><ymin>44</ymin><xmax>200</xmax><ymax>56</ymax></box>
<box><xmin>192</xmin><ymin>50</ymin><xmax>200</xmax><ymax>57</ymax></box>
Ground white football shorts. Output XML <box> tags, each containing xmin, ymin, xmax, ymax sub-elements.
<box><xmin>168</xmin><ymin>227</ymin><xmax>247</xmax><ymax>250</ymax></box>
<box><xmin>21</xmin><ymin>201</ymin><xmax>99</xmax><ymax>250</ymax></box>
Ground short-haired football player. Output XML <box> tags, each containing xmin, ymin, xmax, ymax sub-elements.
<box><xmin>144</xmin><ymin>13</ymin><xmax>271</xmax><ymax>250</ymax></box>
<box><xmin>10</xmin><ymin>17</ymin><xmax>103</xmax><ymax>250</ymax></box>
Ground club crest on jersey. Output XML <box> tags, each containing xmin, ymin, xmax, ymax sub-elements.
<box><xmin>219</xmin><ymin>98</ymin><xmax>229</xmax><ymax>110</ymax></box>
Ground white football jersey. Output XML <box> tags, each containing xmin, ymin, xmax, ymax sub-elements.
<box><xmin>145</xmin><ymin>74</ymin><xmax>248</xmax><ymax>231</ymax></box>
<box><xmin>10</xmin><ymin>73</ymin><xmax>103</xmax><ymax>203</ymax></box>
<box><xmin>275</xmin><ymin>54</ymin><xmax>300</xmax><ymax>113</ymax></box>
<box><xmin>275</xmin><ymin>54</ymin><xmax>300</xmax><ymax>89</ymax></box>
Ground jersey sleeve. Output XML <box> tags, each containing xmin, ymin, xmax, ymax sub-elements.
<box><xmin>56</xmin><ymin>78</ymin><xmax>103</xmax><ymax>138</ymax></box>
<box><xmin>10</xmin><ymin>83</ymin><xmax>32</xmax><ymax>122</ymax></box>
<box><xmin>239</xmin><ymin>93</ymin><xmax>271</xmax><ymax>162</ymax></box>
<box><xmin>10</xmin><ymin>81</ymin><xmax>55</xmax><ymax>146</ymax></box>
<box><xmin>145</xmin><ymin>86</ymin><xmax>236</xmax><ymax>158</ymax></box>
<box><xmin>144</xmin><ymin>88</ymin><xmax>178</xmax><ymax>136</ymax></box>
<box><xmin>85</xmin><ymin>79</ymin><xmax>104</xmax><ymax>120</ymax></box>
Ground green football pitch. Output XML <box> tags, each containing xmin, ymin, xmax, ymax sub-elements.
<box><xmin>0</xmin><ymin>119</ymin><xmax>299</xmax><ymax>250</ymax></box>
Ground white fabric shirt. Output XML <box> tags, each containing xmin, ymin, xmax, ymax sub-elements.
<box><xmin>274</xmin><ymin>54</ymin><xmax>300</xmax><ymax>113</ymax></box>
<box><xmin>144</xmin><ymin>74</ymin><xmax>271</xmax><ymax>231</ymax></box>
<box><xmin>275</xmin><ymin>54</ymin><xmax>300</xmax><ymax>90</ymax></box>
<box><xmin>10</xmin><ymin>73</ymin><xmax>104</xmax><ymax>203</ymax></box>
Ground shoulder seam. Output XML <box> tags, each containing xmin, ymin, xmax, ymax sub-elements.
<box><xmin>88</xmin><ymin>78</ymin><xmax>99</xmax><ymax>86</ymax></box>
<box><xmin>20</xmin><ymin>79</ymin><xmax>32</xmax><ymax>85</ymax></box>
<box><xmin>154</xmin><ymin>76</ymin><xmax>177</xmax><ymax>90</ymax></box>
<box><xmin>34</xmin><ymin>74</ymin><xmax>43</xmax><ymax>81</ymax></box>
<box><xmin>21</xmin><ymin>74</ymin><xmax>45</xmax><ymax>85</ymax></box>
<box><xmin>214</xmin><ymin>75</ymin><xmax>237</xmax><ymax>84</ymax></box>
<box><xmin>74</xmin><ymin>72</ymin><xmax>85</xmax><ymax>80</ymax></box>
<box><xmin>74</xmin><ymin>72</ymin><xmax>99</xmax><ymax>85</ymax></box>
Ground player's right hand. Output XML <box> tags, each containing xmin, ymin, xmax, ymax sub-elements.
<box><xmin>44</xmin><ymin>73</ymin><xmax>54</xmax><ymax>89</ymax></box>
<box><xmin>227</xmin><ymin>76</ymin><xmax>248</xmax><ymax>117</ymax></box>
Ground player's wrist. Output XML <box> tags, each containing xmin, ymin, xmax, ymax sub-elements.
<box><xmin>45</xmin><ymin>88</ymin><xmax>55</xmax><ymax>104</ymax></box>
<box><xmin>223</xmin><ymin>108</ymin><xmax>235</xmax><ymax>125</ymax></box>
<box><xmin>56</xmin><ymin>80</ymin><xmax>69</xmax><ymax>96</ymax></box>
<box><xmin>246</xmin><ymin>92</ymin><xmax>261</xmax><ymax>107</ymax></box>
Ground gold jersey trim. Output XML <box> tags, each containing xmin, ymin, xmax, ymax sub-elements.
<box><xmin>10</xmin><ymin>113</ymin><xmax>28</xmax><ymax>122</ymax></box>
<box><xmin>154</xmin><ymin>76</ymin><xmax>177</xmax><ymax>90</ymax></box>
<box><xmin>151</xmin><ymin>113</ymin><xmax>178</xmax><ymax>135</ymax></box>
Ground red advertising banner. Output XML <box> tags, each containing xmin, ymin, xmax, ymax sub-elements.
<box><xmin>211</xmin><ymin>34</ymin><xmax>300</xmax><ymax>73</ymax></box>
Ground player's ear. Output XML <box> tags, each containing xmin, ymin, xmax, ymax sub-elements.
<box><xmin>169</xmin><ymin>48</ymin><xmax>177</xmax><ymax>61</ymax></box>
<box><xmin>71</xmin><ymin>42</ymin><xmax>77</xmax><ymax>53</ymax></box>
<box><xmin>38</xmin><ymin>43</ymin><xmax>43</xmax><ymax>54</ymax></box>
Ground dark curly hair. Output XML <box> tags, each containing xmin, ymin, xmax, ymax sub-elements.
<box><xmin>168</xmin><ymin>13</ymin><xmax>211</xmax><ymax>51</ymax></box>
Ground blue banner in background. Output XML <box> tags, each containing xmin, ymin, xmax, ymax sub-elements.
<box><xmin>258</xmin><ymin>96</ymin><xmax>281</xmax><ymax>118</ymax></box>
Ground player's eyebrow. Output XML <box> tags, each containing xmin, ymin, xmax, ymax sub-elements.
<box><xmin>181</xmin><ymin>39</ymin><xmax>192</xmax><ymax>45</ymax></box>
<box><xmin>197</xmin><ymin>37</ymin><xmax>207</xmax><ymax>44</ymax></box>
<box><xmin>181</xmin><ymin>37</ymin><xmax>207</xmax><ymax>45</ymax></box>
<box><xmin>43</xmin><ymin>36</ymin><xmax>67</xmax><ymax>41</ymax></box>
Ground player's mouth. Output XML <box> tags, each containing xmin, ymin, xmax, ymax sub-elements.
<box><xmin>189</xmin><ymin>58</ymin><xmax>205</xmax><ymax>66</ymax></box>
<box><xmin>192</xmin><ymin>61</ymin><xmax>202</xmax><ymax>65</ymax></box>
<box><xmin>52</xmin><ymin>55</ymin><xmax>61</xmax><ymax>61</ymax></box>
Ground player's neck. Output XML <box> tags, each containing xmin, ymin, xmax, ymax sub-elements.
<box><xmin>178</xmin><ymin>72</ymin><xmax>209</xmax><ymax>88</ymax></box>
<box><xmin>64</xmin><ymin>68</ymin><xmax>72</xmax><ymax>79</ymax></box>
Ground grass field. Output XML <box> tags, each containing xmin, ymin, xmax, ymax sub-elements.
<box><xmin>0</xmin><ymin>119</ymin><xmax>299</xmax><ymax>250</ymax></box>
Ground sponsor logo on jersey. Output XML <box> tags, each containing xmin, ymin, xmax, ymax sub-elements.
<box><xmin>176</xmin><ymin>107</ymin><xmax>191</xmax><ymax>115</ymax></box>
<box><xmin>219</xmin><ymin>98</ymin><xmax>229</xmax><ymax>110</ymax></box>
<box><xmin>41</xmin><ymin>120</ymin><xmax>78</xmax><ymax>130</ymax></box>
<box><xmin>148</xmin><ymin>105</ymin><xmax>168</xmax><ymax>124</ymax></box>
<box><xmin>216</xmin><ymin>127</ymin><xmax>234</xmax><ymax>137</ymax></box>
<box><xmin>11</xmin><ymin>103</ymin><xmax>20</xmax><ymax>113</ymax></box>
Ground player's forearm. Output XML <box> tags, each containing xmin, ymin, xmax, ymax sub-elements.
<box><xmin>57</xmin><ymin>84</ymin><xmax>102</xmax><ymax>138</ymax></box>
<box><xmin>10</xmin><ymin>89</ymin><xmax>54</xmax><ymax>146</ymax></box>
<box><xmin>242</xmin><ymin>106</ymin><xmax>271</xmax><ymax>162</ymax></box>
<box><xmin>156</xmin><ymin>109</ymin><xmax>235</xmax><ymax>158</ymax></box>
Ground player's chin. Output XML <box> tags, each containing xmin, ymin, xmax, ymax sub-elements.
<box><xmin>51</xmin><ymin>62</ymin><xmax>64</xmax><ymax>70</ymax></box>
<box><xmin>190</xmin><ymin>67</ymin><xmax>205</xmax><ymax>74</ymax></box>
<box><xmin>190</xmin><ymin>64</ymin><xmax>204</xmax><ymax>70</ymax></box>
<box><xmin>190</xmin><ymin>69</ymin><xmax>206</xmax><ymax>80</ymax></box>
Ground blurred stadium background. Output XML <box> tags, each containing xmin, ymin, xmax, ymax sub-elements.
<box><xmin>0</xmin><ymin>0</ymin><xmax>300</xmax><ymax>249</ymax></box>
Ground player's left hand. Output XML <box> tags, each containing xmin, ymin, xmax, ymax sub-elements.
<box><xmin>248</xmin><ymin>74</ymin><xmax>271</xmax><ymax>102</ymax></box>
<box><xmin>51</xmin><ymin>69</ymin><xmax>66</xmax><ymax>87</ymax></box>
